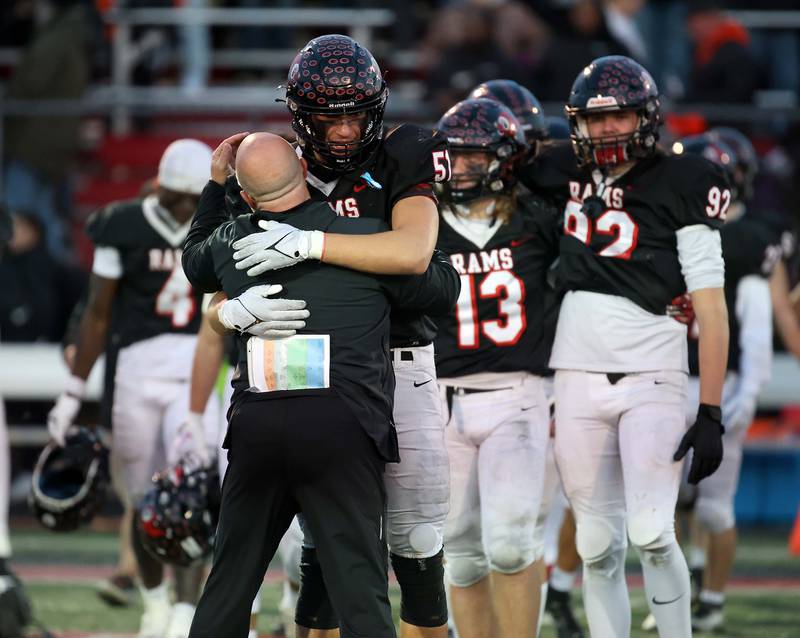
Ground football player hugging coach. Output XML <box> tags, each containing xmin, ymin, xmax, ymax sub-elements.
<box><xmin>184</xmin><ymin>132</ymin><xmax>456</xmax><ymax>638</ymax></box>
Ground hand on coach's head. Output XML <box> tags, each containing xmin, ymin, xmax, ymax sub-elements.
<box><xmin>235</xmin><ymin>133</ymin><xmax>310</xmax><ymax>211</ymax></box>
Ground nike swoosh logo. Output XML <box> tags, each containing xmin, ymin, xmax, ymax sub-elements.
<box><xmin>654</xmin><ymin>380</ymin><xmax>667</xmax><ymax>385</ymax></box>
<box><xmin>353</xmin><ymin>183</ymin><xmax>366</xmax><ymax>192</ymax></box>
<box><xmin>413</xmin><ymin>380</ymin><xmax>432</xmax><ymax>387</ymax></box>
<box><xmin>652</xmin><ymin>593</ymin><xmax>684</xmax><ymax>606</ymax></box>
<box><xmin>521</xmin><ymin>406</ymin><xmax>534</xmax><ymax>412</ymax></box>
<box><xmin>511</xmin><ymin>236</ymin><xmax>533</xmax><ymax>247</ymax></box>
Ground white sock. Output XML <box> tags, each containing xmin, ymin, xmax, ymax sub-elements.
<box><xmin>640</xmin><ymin>541</ymin><xmax>692</xmax><ymax>638</ymax></box>
<box><xmin>549</xmin><ymin>565</ymin><xmax>578</xmax><ymax>592</ymax></box>
<box><xmin>279</xmin><ymin>579</ymin><xmax>297</xmax><ymax>612</ymax></box>
<box><xmin>247</xmin><ymin>631</ymin><xmax>257</xmax><ymax>638</ymax></box>
<box><xmin>537</xmin><ymin>582</ymin><xmax>548</xmax><ymax>638</ymax></box>
<box><xmin>699</xmin><ymin>589</ymin><xmax>725</xmax><ymax>606</ymax></box>
<box><xmin>689</xmin><ymin>545</ymin><xmax>706</xmax><ymax>570</ymax></box>
<box><xmin>0</xmin><ymin>414</ymin><xmax>12</xmax><ymax>559</ymax></box>
<box><xmin>140</xmin><ymin>582</ymin><xmax>170</xmax><ymax>608</ymax></box>
<box><xmin>582</xmin><ymin>549</ymin><xmax>631</xmax><ymax>637</ymax></box>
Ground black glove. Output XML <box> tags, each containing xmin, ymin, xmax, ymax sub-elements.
<box><xmin>673</xmin><ymin>403</ymin><xmax>725</xmax><ymax>485</ymax></box>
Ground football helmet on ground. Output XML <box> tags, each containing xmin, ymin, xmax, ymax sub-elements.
<box><xmin>29</xmin><ymin>427</ymin><xmax>109</xmax><ymax>532</ymax></box>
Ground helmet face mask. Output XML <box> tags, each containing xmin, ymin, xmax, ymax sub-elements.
<box><xmin>566</xmin><ymin>56</ymin><xmax>661</xmax><ymax>169</ymax></box>
<box><xmin>285</xmin><ymin>34</ymin><xmax>388</xmax><ymax>172</ymax></box>
<box><xmin>436</xmin><ymin>98</ymin><xmax>527</xmax><ymax>206</ymax></box>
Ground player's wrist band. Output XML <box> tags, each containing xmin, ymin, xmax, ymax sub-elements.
<box><xmin>307</xmin><ymin>231</ymin><xmax>325</xmax><ymax>261</ymax></box>
<box><xmin>64</xmin><ymin>374</ymin><xmax>86</xmax><ymax>399</ymax></box>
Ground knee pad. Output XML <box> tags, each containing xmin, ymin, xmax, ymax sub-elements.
<box><xmin>487</xmin><ymin>540</ymin><xmax>535</xmax><ymax>575</ymax></box>
<box><xmin>295</xmin><ymin>547</ymin><xmax>338</xmax><ymax>630</ymax></box>
<box><xmin>391</xmin><ymin>551</ymin><xmax>448</xmax><ymax>627</ymax></box>
<box><xmin>575</xmin><ymin>517</ymin><xmax>619</xmax><ymax>562</ymax></box>
<box><xmin>628</xmin><ymin>512</ymin><xmax>676</xmax><ymax>550</ymax></box>
<box><xmin>695</xmin><ymin>497</ymin><xmax>735</xmax><ymax>535</ymax></box>
<box><xmin>390</xmin><ymin>522</ymin><xmax>443</xmax><ymax>558</ymax></box>
<box><xmin>445</xmin><ymin>552</ymin><xmax>489</xmax><ymax>588</ymax></box>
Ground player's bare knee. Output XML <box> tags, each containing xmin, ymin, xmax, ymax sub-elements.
<box><xmin>391</xmin><ymin>551</ymin><xmax>448</xmax><ymax>627</ymax></box>
<box><xmin>695</xmin><ymin>497</ymin><xmax>734</xmax><ymax>535</ymax></box>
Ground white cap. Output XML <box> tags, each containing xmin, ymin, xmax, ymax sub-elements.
<box><xmin>157</xmin><ymin>139</ymin><xmax>213</xmax><ymax>195</ymax></box>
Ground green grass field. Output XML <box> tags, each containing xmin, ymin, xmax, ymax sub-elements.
<box><xmin>9</xmin><ymin>526</ymin><xmax>800</xmax><ymax>637</ymax></box>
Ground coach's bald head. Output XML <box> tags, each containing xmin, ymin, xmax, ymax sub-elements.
<box><xmin>235</xmin><ymin>132</ymin><xmax>309</xmax><ymax>212</ymax></box>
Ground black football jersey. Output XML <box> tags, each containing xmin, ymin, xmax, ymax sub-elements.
<box><xmin>215</xmin><ymin>124</ymin><xmax>453</xmax><ymax>348</ymax></box>
<box><xmin>520</xmin><ymin>141</ymin><xmax>730</xmax><ymax>315</ymax></box>
<box><xmin>434</xmin><ymin>196</ymin><xmax>561</xmax><ymax>378</ymax></box>
<box><xmin>688</xmin><ymin>214</ymin><xmax>784</xmax><ymax>375</ymax></box>
<box><xmin>86</xmin><ymin>197</ymin><xmax>203</xmax><ymax>349</ymax></box>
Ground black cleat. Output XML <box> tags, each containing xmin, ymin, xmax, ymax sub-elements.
<box><xmin>97</xmin><ymin>573</ymin><xmax>137</xmax><ymax>608</ymax></box>
<box><xmin>545</xmin><ymin>587</ymin><xmax>585</xmax><ymax>638</ymax></box>
<box><xmin>692</xmin><ymin>600</ymin><xmax>724</xmax><ymax>632</ymax></box>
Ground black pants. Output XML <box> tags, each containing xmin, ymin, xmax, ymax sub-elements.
<box><xmin>189</xmin><ymin>394</ymin><xmax>395</xmax><ymax>638</ymax></box>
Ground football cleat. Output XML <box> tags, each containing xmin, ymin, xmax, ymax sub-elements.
<box><xmin>97</xmin><ymin>573</ymin><xmax>137</xmax><ymax>608</ymax></box>
<box><xmin>692</xmin><ymin>600</ymin><xmax>724</xmax><ymax>632</ymax></box>
<box><xmin>641</xmin><ymin>612</ymin><xmax>657</xmax><ymax>632</ymax></box>
<box><xmin>545</xmin><ymin>587</ymin><xmax>585</xmax><ymax>638</ymax></box>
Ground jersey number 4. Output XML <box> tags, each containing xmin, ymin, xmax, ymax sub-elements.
<box><xmin>455</xmin><ymin>271</ymin><xmax>526</xmax><ymax>348</ymax></box>
<box><xmin>564</xmin><ymin>200</ymin><xmax>639</xmax><ymax>259</ymax></box>
<box><xmin>155</xmin><ymin>266</ymin><xmax>196</xmax><ymax>328</ymax></box>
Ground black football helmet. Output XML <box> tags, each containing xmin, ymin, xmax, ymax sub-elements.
<box><xmin>29</xmin><ymin>427</ymin><xmax>109</xmax><ymax>532</ymax></box>
<box><xmin>545</xmin><ymin>116</ymin><xmax>571</xmax><ymax>141</ymax></box>
<box><xmin>707</xmin><ymin>127</ymin><xmax>757</xmax><ymax>202</ymax></box>
<box><xmin>435</xmin><ymin>98</ymin><xmax>527</xmax><ymax>204</ymax></box>
<box><xmin>565</xmin><ymin>55</ymin><xmax>661</xmax><ymax>168</ymax></box>
<box><xmin>672</xmin><ymin>134</ymin><xmax>738</xmax><ymax>197</ymax></box>
<box><xmin>469</xmin><ymin>79</ymin><xmax>547</xmax><ymax>147</ymax></box>
<box><xmin>137</xmin><ymin>462</ymin><xmax>221</xmax><ymax>567</ymax></box>
<box><xmin>285</xmin><ymin>34</ymin><xmax>388</xmax><ymax>172</ymax></box>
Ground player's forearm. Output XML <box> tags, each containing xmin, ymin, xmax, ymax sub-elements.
<box><xmin>71</xmin><ymin>311</ymin><xmax>110</xmax><ymax>381</ymax></box>
<box><xmin>322</xmin><ymin>226</ymin><xmax>435</xmax><ymax>275</ymax></box>
<box><xmin>692</xmin><ymin>287</ymin><xmax>729</xmax><ymax>406</ymax></box>
<box><xmin>182</xmin><ymin>181</ymin><xmax>226</xmax><ymax>291</ymax></box>
<box><xmin>770</xmin><ymin>263</ymin><xmax>800</xmax><ymax>359</ymax></box>
<box><xmin>206</xmin><ymin>291</ymin><xmax>232</xmax><ymax>336</ymax></box>
<box><xmin>189</xmin><ymin>315</ymin><xmax>225</xmax><ymax>413</ymax></box>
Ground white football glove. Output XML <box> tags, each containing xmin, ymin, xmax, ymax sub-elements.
<box><xmin>232</xmin><ymin>220</ymin><xmax>325</xmax><ymax>276</ymax></box>
<box><xmin>47</xmin><ymin>375</ymin><xmax>85</xmax><ymax>446</ymax></box>
<box><xmin>218</xmin><ymin>284</ymin><xmax>310</xmax><ymax>338</ymax></box>
<box><xmin>722</xmin><ymin>388</ymin><xmax>757</xmax><ymax>434</ymax></box>
<box><xmin>169</xmin><ymin>411</ymin><xmax>211</xmax><ymax>468</ymax></box>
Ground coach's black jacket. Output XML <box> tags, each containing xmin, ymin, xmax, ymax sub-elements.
<box><xmin>185</xmin><ymin>197</ymin><xmax>457</xmax><ymax>462</ymax></box>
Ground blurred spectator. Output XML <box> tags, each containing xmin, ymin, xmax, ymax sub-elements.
<box><xmin>2</xmin><ymin>0</ymin><xmax>92</xmax><ymax>262</ymax></box>
<box><xmin>0</xmin><ymin>212</ymin><xmax>86</xmax><ymax>342</ymax></box>
<box><xmin>635</xmin><ymin>0</ymin><xmax>690</xmax><ymax>98</ymax></box>
<box><xmin>533</xmin><ymin>0</ymin><xmax>636</xmax><ymax>102</ymax></box>
<box><xmin>602</xmin><ymin>0</ymin><xmax>647</xmax><ymax>63</ymax></box>
<box><xmin>684</xmin><ymin>2</ymin><xmax>759</xmax><ymax>104</ymax></box>
<box><xmin>492</xmin><ymin>1</ymin><xmax>550</xmax><ymax>81</ymax></box>
<box><xmin>0</xmin><ymin>0</ymin><xmax>36</xmax><ymax>47</ymax></box>
<box><xmin>423</xmin><ymin>3</ymin><xmax>526</xmax><ymax>113</ymax></box>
